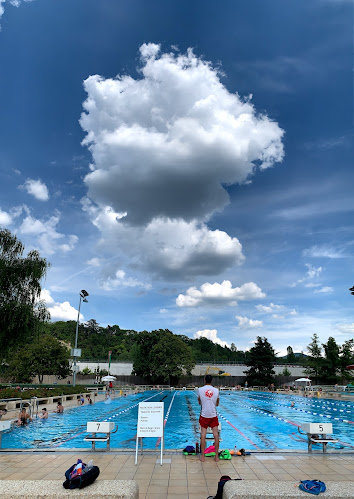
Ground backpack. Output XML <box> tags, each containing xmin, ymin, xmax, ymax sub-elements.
<box><xmin>63</xmin><ymin>461</ymin><xmax>100</xmax><ymax>489</ymax></box>
<box><xmin>182</xmin><ymin>445</ymin><xmax>196</xmax><ymax>455</ymax></box>
<box><xmin>207</xmin><ymin>475</ymin><xmax>242</xmax><ymax>499</ymax></box>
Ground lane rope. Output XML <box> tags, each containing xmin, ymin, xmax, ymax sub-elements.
<box><xmin>155</xmin><ymin>391</ymin><xmax>177</xmax><ymax>448</ymax></box>
<box><xmin>52</xmin><ymin>391</ymin><xmax>163</xmax><ymax>447</ymax></box>
<box><xmin>193</xmin><ymin>391</ymin><xmax>261</xmax><ymax>449</ymax></box>
<box><xmin>235</xmin><ymin>393</ymin><xmax>354</xmax><ymax>425</ymax></box>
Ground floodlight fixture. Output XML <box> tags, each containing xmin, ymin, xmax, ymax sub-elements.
<box><xmin>73</xmin><ymin>289</ymin><xmax>89</xmax><ymax>387</ymax></box>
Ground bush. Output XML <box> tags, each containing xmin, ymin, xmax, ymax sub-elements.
<box><xmin>0</xmin><ymin>385</ymin><xmax>91</xmax><ymax>400</ymax></box>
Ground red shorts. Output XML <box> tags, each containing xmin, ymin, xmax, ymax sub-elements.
<box><xmin>199</xmin><ymin>415</ymin><xmax>219</xmax><ymax>429</ymax></box>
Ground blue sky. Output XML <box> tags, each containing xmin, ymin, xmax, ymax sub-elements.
<box><xmin>0</xmin><ymin>0</ymin><xmax>353</xmax><ymax>355</ymax></box>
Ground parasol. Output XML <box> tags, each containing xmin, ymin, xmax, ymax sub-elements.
<box><xmin>101</xmin><ymin>375</ymin><xmax>116</xmax><ymax>381</ymax></box>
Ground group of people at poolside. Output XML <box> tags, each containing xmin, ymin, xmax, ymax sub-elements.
<box><xmin>16</xmin><ymin>401</ymin><xmax>64</xmax><ymax>426</ymax></box>
<box><xmin>77</xmin><ymin>394</ymin><xmax>93</xmax><ymax>405</ymax></box>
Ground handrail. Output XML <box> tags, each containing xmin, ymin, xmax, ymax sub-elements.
<box><xmin>0</xmin><ymin>397</ymin><xmax>22</xmax><ymax>414</ymax></box>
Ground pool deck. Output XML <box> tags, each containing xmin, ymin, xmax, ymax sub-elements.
<box><xmin>1</xmin><ymin>451</ymin><xmax>354</xmax><ymax>498</ymax></box>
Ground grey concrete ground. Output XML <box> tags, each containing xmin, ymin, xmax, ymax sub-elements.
<box><xmin>1</xmin><ymin>451</ymin><xmax>354</xmax><ymax>498</ymax></box>
<box><xmin>0</xmin><ymin>479</ymin><xmax>138</xmax><ymax>498</ymax></box>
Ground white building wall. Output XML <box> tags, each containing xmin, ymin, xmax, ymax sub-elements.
<box><xmin>77</xmin><ymin>361</ymin><xmax>306</xmax><ymax>377</ymax></box>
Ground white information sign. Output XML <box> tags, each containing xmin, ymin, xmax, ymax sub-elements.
<box><xmin>135</xmin><ymin>402</ymin><xmax>164</xmax><ymax>465</ymax></box>
<box><xmin>137</xmin><ymin>402</ymin><xmax>164</xmax><ymax>437</ymax></box>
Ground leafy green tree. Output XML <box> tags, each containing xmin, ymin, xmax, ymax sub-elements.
<box><xmin>0</xmin><ymin>229</ymin><xmax>50</xmax><ymax>355</ymax></box>
<box><xmin>7</xmin><ymin>334</ymin><xmax>71</xmax><ymax>383</ymax></box>
<box><xmin>286</xmin><ymin>346</ymin><xmax>296</xmax><ymax>363</ymax></box>
<box><xmin>281</xmin><ymin>367</ymin><xmax>291</xmax><ymax>376</ymax></box>
<box><xmin>244</xmin><ymin>336</ymin><xmax>276</xmax><ymax>386</ymax></box>
<box><xmin>320</xmin><ymin>337</ymin><xmax>340</xmax><ymax>383</ymax></box>
<box><xmin>149</xmin><ymin>332</ymin><xmax>194</xmax><ymax>384</ymax></box>
<box><xmin>339</xmin><ymin>339</ymin><xmax>354</xmax><ymax>382</ymax></box>
<box><xmin>80</xmin><ymin>367</ymin><xmax>93</xmax><ymax>376</ymax></box>
<box><xmin>132</xmin><ymin>329</ymin><xmax>195</xmax><ymax>383</ymax></box>
<box><xmin>304</xmin><ymin>333</ymin><xmax>323</xmax><ymax>382</ymax></box>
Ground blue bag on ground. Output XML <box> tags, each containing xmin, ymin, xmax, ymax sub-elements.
<box><xmin>299</xmin><ymin>480</ymin><xmax>326</xmax><ymax>495</ymax></box>
<box><xmin>63</xmin><ymin>460</ymin><xmax>100</xmax><ymax>489</ymax></box>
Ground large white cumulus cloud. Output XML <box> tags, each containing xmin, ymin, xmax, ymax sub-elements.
<box><xmin>80</xmin><ymin>43</ymin><xmax>284</xmax><ymax>226</ymax></box>
<box><xmin>82</xmin><ymin>199</ymin><xmax>244</xmax><ymax>279</ymax></box>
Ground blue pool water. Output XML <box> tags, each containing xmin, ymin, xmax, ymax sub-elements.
<box><xmin>2</xmin><ymin>390</ymin><xmax>354</xmax><ymax>451</ymax></box>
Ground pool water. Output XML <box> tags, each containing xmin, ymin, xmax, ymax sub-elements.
<box><xmin>2</xmin><ymin>390</ymin><xmax>354</xmax><ymax>451</ymax></box>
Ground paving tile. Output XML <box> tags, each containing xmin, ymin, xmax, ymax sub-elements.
<box><xmin>146</xmin><ymin>485</ymin><xmax>168</xmax><ymax>494</ymax></box>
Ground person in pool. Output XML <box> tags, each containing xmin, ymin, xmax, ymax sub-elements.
<box><xmin>56</xmin><ymin>401</ymin><xmax>64</xmax><ymax>413</ymax></box>
<box><xmin>39</xmin><ymin>408</ymin><xmax>48</xmax><ymax>419</ymax></box>
<box><xmin>17</xmin><ymin>407</ymin><xmax>32</xmax><ymax>426</ymax></box>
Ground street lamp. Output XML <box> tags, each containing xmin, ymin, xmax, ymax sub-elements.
<box><xmin>72</xmin><ymin>289</ymin><xmax>89</xmax><ymax>387</ymax></box>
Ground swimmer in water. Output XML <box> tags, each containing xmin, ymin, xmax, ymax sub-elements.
<box><xmin>57</xmin><ymin>401</ymin><xmax>64</xmax><ymax>413</ymax></box>
<box><xmin>17</xmin><ymin>407</ymin><xmax>32</xmax><ymax>426</ymax></box>
<box><xmin>291</xmin><ymin>401</ymin><xmax>295</xmax><ymax>407</ymax></box>
<box><xmin>39</xmin><ymin>408</ymin><xmax>48</xmax><ymax>419</ymax></box>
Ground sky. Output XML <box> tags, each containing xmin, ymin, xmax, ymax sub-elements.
<box><xmin>0</xmin><ymin>0</ymin><xmax>353</xmax><ymax>356</ymax></box>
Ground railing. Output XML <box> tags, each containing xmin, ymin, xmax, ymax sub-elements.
<box><xmin>135</xmin><ymin>385</ymin><xmax>170</xmax><ymax>391</ymax></box>
<box><xmin>0</xmin><ymin>397</ymin><xmax>23</xmax><ymax>414</ymax></box>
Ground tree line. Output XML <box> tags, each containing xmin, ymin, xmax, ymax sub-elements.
<box><xmin>1</xmin><ymin>228</ymin><xmax>354</xmax><ymax>385</ymax></box>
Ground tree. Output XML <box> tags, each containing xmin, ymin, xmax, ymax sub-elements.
<box><xmin>0</xmin><ymin>229</ymin><xmax>50</xmax><ymax>355</ymax></box>
<box><xmin>304</xmin><ymin>333</ymin><xmax>323</xmax><ymax>382</ymax></box>
<box><xmin>244</xmin><ymin>336</ymin><xmax>276</xmax><ymax>386</ymax></box>
<box><xmin>7</xmin><ymin>335</ymin><xmax>71</xmax><ymax>383</ymax></box>
<box><xmin>132</xmin><ymin>329</ymin><xmax>195</xmax><ymax>383</ymax></box>
<box><xmin>320</xmin><ymin>337</ymin><xmax>340</xmax><ymax>383</ymax></box>
<box><xmin>80</xmin><ymin>367</ymin><xmax>93</xmax><ymax>376</ymax></box>
<box><xmin>281</xmin><ymin>367</ymin><xmax>291</xmax><ymax>377</ymax></box>
<box><xmin>149</xmin><ymin>332</ymin><xmax>195</xmax><ymax>384</ymax></box>
<box><xmin>286</xmin><ymin>346</ymin><xmax>296</xmax><ymax>364</ymax></box>
<box><xmin>339</xmin><ymin>339</ymin><xmax>354</xmax><ymax>382</ymax></box>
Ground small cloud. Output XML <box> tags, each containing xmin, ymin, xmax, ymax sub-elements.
<box><xmin>160</xmin><ymin>308</ymin><xmax>168</xmax><ymax>314</ymax></box>
<box><xmin>303</xmin><ymin>244</ymin><xmax>345</xmax><ymax>259</ymax></box>
<box><xmin>176</xmin><ymin>280</ymin><xmax>265</xmax><ymax>308</ymax></box>
<box><xmin>18</xmin><ymin>212</ymin><xmax>78</xmax><ymax>255</ymax></box>
<box><xmin>0</xmin><ymin>208</ymin><xmax>12</xmax><ymax>226</ymax></box>
<box><xmin>291</xmin><ymin>264</ymin><xmax>323</xmax><ymax>287</ymax></box>
<box><xmin>194</xmin><ymin>329</ymin><xmax>230</xmax><ymax>348</ymax></box>
<box><xmin>256</xmin><ymin>303</ymin><xmax>285</xmax><ymax>313</ymax></box>
<box><xmin>236</xmin><ymin>316</ymin><xmax>263</xmax><ymax>329</ymax></box>
<box><xmin>99</xmin><ymin>269</ymin><xmax>151</xmax><ymax>291</ymax></box>
<box><xmin>40</xmin><ymin>289</ymin><xmax>83</xmax><ymax>322</ymax></box>
<box><xmin>87</xmin><ymin>257</ymin><xmax>101</xmax><ymax>267</ymax></box>
<box><xmin>314</xmin><ymin>286</ymin><xmax>333</xmax><ymax>294</ymax></box>
<box><xmin>20</xmin><ymin>179</ymin><xmax>49</xmax><ymax>201</ymax></box>
<box><xmin>255</xmin><ymin>303</ymin><xmax>296</xmax><ymax>318</ymax></box>
<box><xmin>335</xmin><ymin>323</ymin><xmax>354</xmax><ymax>334</ymax></box>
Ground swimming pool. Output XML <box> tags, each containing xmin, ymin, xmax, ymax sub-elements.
<box><xmin>2</xmin><ymin>390</ymin><xmax>354</xmax><ymax>451</ymax></box>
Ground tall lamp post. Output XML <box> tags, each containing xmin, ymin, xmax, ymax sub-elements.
<box><xmin>72</xmin><ymin>289</ymin><xmax>89</xmax><ymax>387</ymax></box>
